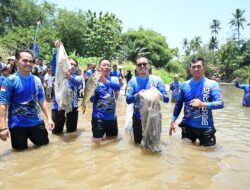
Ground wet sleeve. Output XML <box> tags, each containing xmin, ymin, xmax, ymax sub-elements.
<box><xmin>126</xmin><ymin>80</ymin><xmax>138</xmax><ymax>104</ymax></box>
<box><xmin>235</xmin><ymin>82</ymin><xmax>245</xmax><ymax>89</ymax></box>
<box><xmin>107</xmin><ymin>77</ymin><xmax>120</xmax><ymax>91</ymax></box>
<box><xmin>156</xmin><ymin>78</ymin><xmax>169</xmax><ymax>103</ymax></box>
<box><xmin>172</xmin><ymin>86</ymin><xmax>184</xmax><ymax>121</ymax></box>
<box><xmin>69</xmin><ymin>75</ymin><xmax>83</xmax><ymax>88</ymax></box>
<box><xmin>0</xmin><ymin>78</ymin><xmax>11</xmax><ymax>105</ymax></box>
<box><xmin>206</xmin><ymin>82</ymin><xmax>224</xmax><ymax>109</ymax></box>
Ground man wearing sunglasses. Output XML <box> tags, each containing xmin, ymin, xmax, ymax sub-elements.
<box><xmin>126</xmin><ymin>56</ymin><xmax>169</xmax><ymax>144</ymax></box>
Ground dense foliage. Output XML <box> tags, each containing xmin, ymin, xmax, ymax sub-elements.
<box><xmin>0</xmin><ymin>0</ymin><xmax>249</xmax><ymax>82</ymax></box>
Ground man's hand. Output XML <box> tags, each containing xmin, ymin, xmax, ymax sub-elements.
<box><xmin>0</xmin><ymin>128</ymin><xmax>9</xmax><ymax>141</ymax></box>
<box><xmin>136</xmin><ymin>90</ymin><xmax>145</xmax><ymax>99</ymax></box>
<box><xmin>63</xmin><ymin>69</ymin><xmax>71</xmax><ymax>79</ymax></box>
<box><xmin>99</xmin><ymin>72</ymin><xmax>108</xmax><ymax>84</ymax></box>
<box><xmin>55</xmin><ymin>40</ymin><xmax>61</xmax><ymax>48</ymax></box>
<box><xmin>47</xmin><ymin>118</ymin><xmax>55</xmax><ymax>131</ymax></box>
<box><xmin>169</xmin><ymin>120</ymin><xmax>176</xmax><ymax>136</ymax></box>
<box><xmin>190</xmin><ymin>99</ymin><xmax>206</xmax><ymax>108</ymax></box>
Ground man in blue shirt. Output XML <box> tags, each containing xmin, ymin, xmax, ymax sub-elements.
<box><xmin>110</xmin><ymin>64</ymin><xmax>123</xmax><ymax>87</ymax></box>
<box><xmin>235</xmin><ymin>78</ymin><xmax>250</xmax><ymax>106</ymax></box>
<box><xmin>170</xmin><ymin>74</ymin><xmax>181</xmax><ymax>103</ymax></box>
<box><xmin>85</xmin><ymin>62</ymin><xmax>96</xmax><ymax>80</ymax></box>
<box><xmin>0</xmin><ymin>50</ymin><xmax>54</xmax><ymax>150</ymax></box>
<box><xmin>126</xmin><ymin>56</ymin><xmax>169</xmax><ymax>144</ymax></box>
<box><xmin>169</xmin><ymin>58</ymin><xmax>224</xmax><ymax>147</ymax></box>
<box><xmin>91</xmin><ymin>58</ymin><xmax>120</xmax><ymax>143</ymax></box>
<box><xmin>51</xmin><ymin>43</ymin><xmax>83</xmax><ymax>134</ymax></box>
<box><xmin>0</xmin><ymin>66</ymin><xmax>10</xmax><ymax>88</ymax></box>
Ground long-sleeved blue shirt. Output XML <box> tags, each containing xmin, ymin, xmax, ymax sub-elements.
<box><xmin>126</xmin><ymin>75</ymin><xmax>169</xmax><ymax>119</ymax></box>
<box><xmin>173</xmin><ymin>77</ymin><xmax>224</xmax><ymax>129</ymax></box>
<box><xmin>170</xmin><ymin>80</ymin><xmax>181</xmax><ymax>100</ymax></box>
<box><xmin>235</xmin><ymin>82</ymin><xmax>250</xmax><ymax>106</ymax></box>
<box><xmin>91</xmin><ymin>76</ymin><xmax>120</xmax><ymax>120</ymax></box>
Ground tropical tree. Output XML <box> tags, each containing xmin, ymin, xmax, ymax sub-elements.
<box><xmin>82</xmin><ymin>10</ymin><xmax>122</xmax><ymax>58</ymax></box>
<box><xmin>209</xmin><ymin>36</ymin><xmax>219</xmax><ymax>51</ymax></box>
<box><xmin>114</xmin><ymin>40</ymin><xmax>150</xmax><ymax>62</ymax></box>
<box><xmin>0</xmin><ymin>0</ymin><xmax>56</xmax><ymax>35</ymax></box>
<box><xmin>210</xmin><ymin>19</ymin><xmax>221</xmax><ymax>39</ymax></box>
<box><xmin>219</xmin><ymin>40</ymin><xmax>241</xmax><ymax>81</ymax></box>
<box><xmin>0</xmin><ymin>26</ymin><xmax>59</xmax><ymax>60</ymax></box>
<box><xmin>229</xmin><ymin>8</ymin><xmax>247</xmax><ymax>46</ymax></box>
<box><xmin>54</xmin><ymin>9</ymin><xmax>86</xmax><ymax>55</ymax></box>
<box><xmin>121</xmin><ymin>28</ymin><xmax>173</xmax><ymax>68</ymax></box>
<box><xmin>190</xmin><ymin>36</ymin><xmax>202</xmax><ymax>53</ymax></box>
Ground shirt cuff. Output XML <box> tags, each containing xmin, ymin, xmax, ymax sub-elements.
<box><xmin>206</xmin><ymin>102</ymin><xmax>213</xmax><ymax>109</ymax></box>
<box><xmin>172</xmin><ymin>116</ymin><xmax>177</xmax><ymax>121</ymax></box>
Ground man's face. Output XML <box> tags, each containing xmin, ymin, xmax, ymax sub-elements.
<box><xmin>174</xmin><ymin>77</ymin><xmax>179</xmax><ymax>81</ymax></box>
<box><xmin>69</xmin><ymin>59</ymin><xmax>77</xmax><ymax>74</ymax></box>
<box><xmin>113</xmin><ymin>65</ymin><xmax>117</xmax><ymax>70</ymax></box>
<box><xmin>189</xmin><ymin>61</ymin><xmax>205</xmax><ymax>80</ymax></box>
<box><xmin>136</xmin><ymin>57</ymin><xmax>150</xmax><ymax>76</ymax></box>
<box><xmin>17</xmin><ymin>52</ymin><xmax>33</xmax><ymax>74</ymax></box>
<box><xmin>99</xmin><ymin>60</ymin><xmax>111</xmax><ymax>76</ymax></box>
<box><xmin>92</xmin><ymin>63</ymin><xmax>96</xmax><ymax>70</ymax></box>
<box><xmin>38</xmin><ymin>59</ymin><xmax>43</xmax><ymax>65</ymax></box>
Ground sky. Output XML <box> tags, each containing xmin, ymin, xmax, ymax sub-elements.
<box><xmin>50</xmin><ymin>0</ymin><xmax>250</xmax><ymax>50</ymax></box>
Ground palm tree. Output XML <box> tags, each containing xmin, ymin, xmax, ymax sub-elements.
<box><xmin>182</xmin><ymin>38</ymin><xmax>190</xmax><ymax>56</ymax></box>
<box><xmin>209</xmin><ymin>36</ymin><xmax>219</xmax><ymax>51</ymax></box>
<box><xmin>190</xmin><ymin>36</ymin><xmax>202</xmax><ymax>53</ymax></box>
<box><xmin>229</xmin><ymin>8</ymin><xmax>247</xmax><ymax>46</ymax></box>
<box><xmin>115</xmin><ymin>40</ymin><xmax>150</xmax><ymax>62</ymax></box>
<box><xmin>182</xmin><ymin>38</ymin><xmax>188</xmax><ymax>50</ymax></box>
<box><xmin>210</xmin><ymin>19</ymin><xmax>221</xmax><ymax>39</ymax></box>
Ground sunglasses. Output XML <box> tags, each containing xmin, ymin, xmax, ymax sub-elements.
<box><xmin>137</xmin><ymin>63</ymin><xmax>147</xmax><ymax>67</ymax></box>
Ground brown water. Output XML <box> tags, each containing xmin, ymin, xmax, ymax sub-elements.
<box><xmin>0</xmin><ymin>84</ymin><xmax>249</xmax><ymax>190</ymax></box>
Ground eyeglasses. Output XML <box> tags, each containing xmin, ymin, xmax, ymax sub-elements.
<box><xmin>137</xmin><ymin>63</ymin><xmax>147</xmax><ymax>68</ymax></box>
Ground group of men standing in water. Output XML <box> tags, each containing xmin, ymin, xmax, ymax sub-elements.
<box><xmin>0</xmin><ymin>41</ymin><xmax>249</xmax><ymax>151</ymax></box>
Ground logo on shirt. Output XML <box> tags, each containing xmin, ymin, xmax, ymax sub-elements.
<box><xmin>1</xmin><ymin>86</ymin><xmax>6</xmax><ymax>92</ymax></box>
<box><xmin>201</xmin><ymin>87</ymin><xmax>210</xmax><ymax>125</ymax></box>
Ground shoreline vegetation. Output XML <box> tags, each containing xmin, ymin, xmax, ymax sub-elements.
<box><xmin>0</xmin><ymin>1</ymin><xmax>249</xmax><ymax>83</ymax></box>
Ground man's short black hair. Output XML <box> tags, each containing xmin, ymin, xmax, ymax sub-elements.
<box><xmin>134</xmin><ymin>56</ymin><xmax>150</xmax><ymax>64</ymax></box>
<box><xmin>98</xmin><ymin>58</ymin><xmax>111</xmax><ymax>65</ymax></box>
<box><xmin>190</xmin><ymin>57</ymin><xmax>205</xmax><ymax>67</ymax></box>
<box><xmin>69</xmin><ymin>58</ymin><xmax>78</xmax><ymax>67</ymax></box>
<box><xmin>15</xmin><ymin>50</ymin><xmax>33</xmax><ymax>60</ymax></box>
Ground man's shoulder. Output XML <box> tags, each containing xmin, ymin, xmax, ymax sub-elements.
<box><xmin>150</xmin><ymin>75</ymin><xmax>163</xmax><ymax>82</ymax></box>
<box><xmin>205</xmin><ymin>78</ymin><xmax>219</xmax><ymax>87</ymax></box>
<box><xmin>8</xmin><ymin>73</ymin><xmax>18</xmax><ymax>81</ymax></box>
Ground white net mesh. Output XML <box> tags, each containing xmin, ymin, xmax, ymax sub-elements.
<box><xmin>140</xmin><ymin>87</ymin><xmax>163</xmax><ymax>152</ymax></box>
<box><xmin>54</xmin><ymin>43</ymin><xmax>73</xmax><ymax>113</ymax></box>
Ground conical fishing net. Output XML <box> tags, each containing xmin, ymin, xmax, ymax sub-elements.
<box><xmin>140</xmin><ymin>87</ymin><xmax>163</xmax><ymax>152</ymax></box>
<box><xmin>54</xmin><ymin>43</ymin><xmax>73</xmax><ymax>113</ymax></box>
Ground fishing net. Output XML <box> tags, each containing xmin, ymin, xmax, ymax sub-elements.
<box><xmin>125</xmin><ymin>103</ymin><xmax>134</xmax><ymax>138</ymax></box>
<box><xmin>140</xmin><ymin>87</ymin><xmax>163</xmax><ymax>152</ymax></box>
<box><xmin>54</xmin><ymin>43</ymin><xmax>73</xmax><ymax>113</ymax></box>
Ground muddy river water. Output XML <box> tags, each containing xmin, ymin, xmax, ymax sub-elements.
<box><xmin>0</xmin><ymin>84</ymin><xmax>249</xmax><ymax>190</ymax></box>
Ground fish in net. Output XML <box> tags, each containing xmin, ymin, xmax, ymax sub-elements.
<box><xmin>54</xmin><ymin>43</ymin><xmax>73</xmax><ymax>113</ymax></box>
<box><xmin>140</xmin><ymin>87</ymin><xmax>163</xmax><ymax>152</ymax></box>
